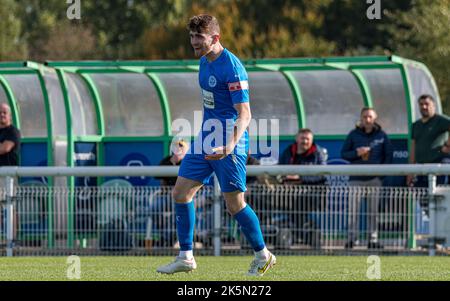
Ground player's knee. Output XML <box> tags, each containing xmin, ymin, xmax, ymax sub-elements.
<box><xmin>224</xmin><ymin>192</ymin><xmax>246</xmax><ymax>215</ymax></box>
<box><xmin>225</xmin><ymin>201</ymin><xmax>246</xmax><ymax>216</ymax></box>
<box><xmin>171</xmin><ymin>187</ymin><xmax>182</xmax><ymax>201</ymax></box>
<box><xmin>172</xmin><ymin>187</ymin><xmax>189</xmax><ymax>202</ymax></box>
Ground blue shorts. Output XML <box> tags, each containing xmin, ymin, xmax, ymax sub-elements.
<box><xmin>178</xmin><ymin>153</ymin><xmax>247</xmax><ymax>193</ymax></box>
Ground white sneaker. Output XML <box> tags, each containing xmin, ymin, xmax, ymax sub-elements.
<box><xmin>247</xmin><ymin>252</ymin><xmax>276</xmax><ymax>276</ymax></box>
<box><xmin>157</xmin><ymin>257</ymin><xmax>197</xmax><ymax>274</ymax></box>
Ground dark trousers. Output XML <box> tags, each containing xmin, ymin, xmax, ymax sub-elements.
<box><xmin>415</xmin><ymin>176</ymin><xmax>447</xmax><ymax>216</ymax></box>
<box><xmin>414</xmin><ymin>175</ymin><xmax>447</xmax><ymax>188</ymax></box>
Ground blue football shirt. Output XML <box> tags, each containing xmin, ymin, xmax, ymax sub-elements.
<box><xmin>195</xmin><ymin>48</ymin><xmax>250</xmax><ymax>155</ymax></box>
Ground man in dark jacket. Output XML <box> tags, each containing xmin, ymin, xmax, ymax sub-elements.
<box><xmin>341</xmin><ymin>107</ymin><xmax>393</xmax><ymax>250</ymax></box>
<box><xmin>278</xmin><ymin>128</ymin><xmax>327</xmax><ymax>248</ymax></box>
<box><xmin>279</xmin><ymin>128</ymin><xmax>328</xmax><ymax>185</ymax></box>
<box><xmin>408</xmin><ymin>94</ymin><xmax>450</xmax><ymax>187</ymax></box>
<box><xmin>407</xmin><ymin>95</ymin><xmax>450</xmax><ymax>217</ymax></box>
<box><xmin>0</xmin><ymin>103</ymin><xmax>20</xmax><ymax>167</ymax></box>
<box><xmin>0</xmin><ymin>103</ymin><xmax>21</xmax><ymax>245</ymax></box>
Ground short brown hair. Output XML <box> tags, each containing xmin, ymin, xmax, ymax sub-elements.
<box><xmin>297</xmin><ymin>128</ymin><xmax>313</xmax><ymax>136</ymax></box>
<box><xmin>187</xmin><ymin>14</ymin><xmax>220</xmax><ymax>34</ymax></box>
<box><xmin>360</xmin><ymin>107</ymin><xmax>377</xmax><ymax>115</ymax></box>
<box><xmin>418</xmin><ymin>94</ymin><xmax>435</xmax><ymax>103</ymax></box>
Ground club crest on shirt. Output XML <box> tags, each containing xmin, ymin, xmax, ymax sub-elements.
<box><xmin>208</xmin><ymin>75</ymin><xmax>217</xmax><ymax>88</ymax></box>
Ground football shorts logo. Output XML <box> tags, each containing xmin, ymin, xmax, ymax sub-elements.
<box><xmin>229</xmin><ymin>181</ymin><xmax>238</xmax><ymax>188</ymax></box>
<box><xmin>208</xmin><ymin>75</ymin><xmax>217</xmax><ymax>88</ymax></box>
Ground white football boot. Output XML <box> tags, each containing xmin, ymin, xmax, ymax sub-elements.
<box><xmin>247</xmin><ymin>252</ymin><xmax>276</xmax><ymax>276</ymax></box>
<box><xmin>157</xmin><ymin>257</ymin><xmax>197</xmax><ymax>274</ymax></box>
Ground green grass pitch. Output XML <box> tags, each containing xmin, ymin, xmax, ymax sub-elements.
<box><xmin>0</xmin><ymin>256</ymin><xmax>449</xmax><ymax>281</ymax></box>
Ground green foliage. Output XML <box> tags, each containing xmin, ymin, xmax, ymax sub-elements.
<box><xmin>14</xmin><ymin>0</ymin><xmax>177</xmax><ymax>60</ymax></box>
<box><xmin>0</xmin><ymin>0</ymin><xmax>27</xmax><ymax>60</ymax></box>
<box><xmin>0</xmin><ymin>0</ymin><xmax>449</xmax><ymax>108</ymax></box>
<box><xmin>320</xmin><ymin>0</ymin><xmax>413</xmax><ymax>54</ymax></box>
<box><xmin>141</xmin><ymin>0</ymin><xmax>336</xmax><ymax>59</ymax></box>
<box><xmin>387</xmin><ymin>0</ymin><xmax>450</xmax><ymax>112</ymax></box>
<box><xmin>81</xmin><ymin>0</ymin><xmax>173</xmax><ymax>59</ymax></box>
<box><xmin>40</xmin><ymin>22</ymin><xmax>98</xmax><ymax>60</ymax></box>
<box><xmin>15</xmin><ymin>0</ymin><xmax>68</xmax><ymax>60</ymax></box>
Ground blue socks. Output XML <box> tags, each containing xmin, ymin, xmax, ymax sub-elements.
<box><xmin>175</xmin><ymin>201</ymin><xmax>266</xmax><ymax>253</ymax></box>
<box><xmin>234</xmin><ymin>205</ymin><xmax>266</xmax><ymax>252</ymax></box>
<box><xmin>175</xmin><ymin>201</ymin><xmax>195</xmax><ymax>251</ymax></box>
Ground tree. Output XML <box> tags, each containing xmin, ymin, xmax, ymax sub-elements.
<box><xmin>13</xmin><ymin>0</ymin><xmax>180</xmax><ymax>60</ymax></box>
<box><xmin>387</xmin><ymin>0</ymin><xmax>450</xmax><ymax>112</ymax></box>
<box><xmin>81</xmin><ymin>0</ymin><xmax>178</xmax><ymax>59</ymax></box>
<box><xmin>320</xmin><ymin>0</ymin><xmax>413</xmax><ymax>55</ymax></box>
<box><xmin>40</xmin><ymin>22</ymin><xmax>98</xmax><ymax>60</ymax></box>
<box><xmin>0</xmin><ymin>0</ymin><xmax>27</xmax><ymax>60</ymax></box>
<box><xmin>15</xmin><ymin>0</ymin><xmax>68</xmax><ymax>60</ymax></box>
<box><xmin>141</xmin><ymin>0</ymin><xmax>336</xmax><ymax>59</ymax></box>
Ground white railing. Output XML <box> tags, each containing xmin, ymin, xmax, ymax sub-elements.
<box><xmin>1</xmin><ymin>163</ymin><xmax>450</xmax><ymax>177</ymax></box>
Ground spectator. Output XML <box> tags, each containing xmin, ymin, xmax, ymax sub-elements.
<box><xmin>279</xmin><ymin>128</ymin><xmax>328</xmax><ymax>184</ymax></box>
<box><xmin>341</xmin><ymin>107</ymin><xmax>393</xmax><ymax>250</ymax></box>
<box><xmin>244</xmin><ymin>150</ymin><xmax>279</xmax><ymax>217</ymax></box>
<box><xmin>407</xmin><ymin>94</ymin><xmax>450</xmax><ymax>188</ymax></box>
<box><xmin>245</xmin><ymin>150</ymin><xmax>260</xmax><ymax>185</ymax></box>
<box><xmin>278</xmin><ymin>128</ymin><xmax>328</xmax><ymax>249</ymax></box>
<box><xmin>151</xmin><ymin>139</ymin><xmax>189</xmax><ymax>247</ymax></box>
<box><xmin>0</xmin><ymin>103</ymin><xmax>21</xmax><ymax>245</ymax></box>
<box><xmin>0</xmin><ymin>103</ymin><xmax>20</xmax><ymax>167</ymax></box>
<box><xmin>156</xmin><ymin>139</ymin><xmax>189</xmax><ymax>186</ymax></box>
<box><xmin>245</xmin><ymin>150</ymin><xmax>276</xmax><ymax>187</ymax></box>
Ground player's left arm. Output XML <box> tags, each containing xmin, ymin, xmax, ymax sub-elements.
<box><xmin>230</xmin><ymin>102</ymin><xmax>252</xmax><ymax>150</ymax></box>
<box><xmin>205</xmin><ymin>102</ymin><xmax>251</xmax><ymax>160</ymax></box>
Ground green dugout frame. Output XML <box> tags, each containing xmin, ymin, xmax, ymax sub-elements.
<box><xmin>45</xmin><ymin>55</ymin><xmax>439</xmax><ymax>144</ymax></box>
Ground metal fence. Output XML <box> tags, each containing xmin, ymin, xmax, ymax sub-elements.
<box><xmin>0</xmin><ymin>182</ymin><xmax>430</xmax><ymax>256</ymax></box>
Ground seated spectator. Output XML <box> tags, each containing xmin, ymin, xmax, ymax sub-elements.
<box><xmin>244</xmin><ymin>150</ymin><xmax>278</xmax><ymax>208</ymax></box>
<box><xmin>156</xmin><ymin>139</ymin><xmax>189</xmax><ymax>186</ymax></box>
<box><xmin>246</xmin><ymin>150</ymin><xmax>260</xmax><ymax>186</ymax></box>
<box><xmin>151</xmin><ymin>139</ymin><xmax>189</xmax><ymax>247</ymax></box>
<box><xmin>242</xmin><ymin>151</ymin><xmax>280</xmax><ymax>249</ymax></box>
<box><xmin>279</xmin><ymin>128</ymin><xmax>328</xmax><ymax>185</ymax></box>
<box><xmin>245</xmin><ymin>150</ymin><xmax>276</xmax><ymax>187</ymax></box>
<box><xmin>277</xmin><ymin>128</ymin><xmax>328</xmax><ymax>249</ymax></box>
<box><xmin>155</xmin><ymin>139</ymin><xmax>214</xmax><ymax>248</ymax></box>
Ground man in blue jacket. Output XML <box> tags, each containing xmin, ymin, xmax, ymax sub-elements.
<box><xmin>341</xmin><ymin>107</ymin><xmax>393</xmax><ymax>249</ymax></box>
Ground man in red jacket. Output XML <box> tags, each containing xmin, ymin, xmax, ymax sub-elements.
<box><xmin>278</xmin><ymin>128</ymin><xmax>327</xmax><ymax>248</ymax></box>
